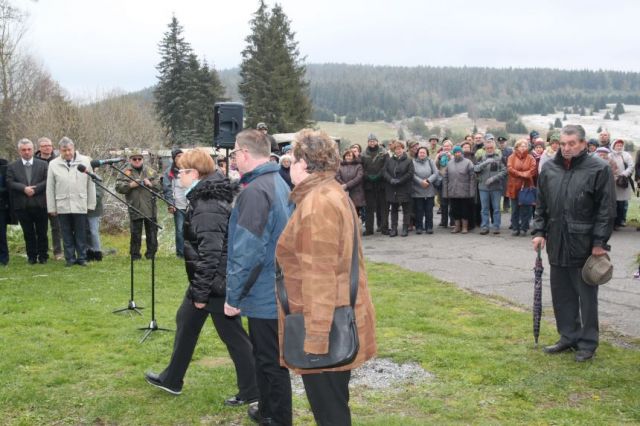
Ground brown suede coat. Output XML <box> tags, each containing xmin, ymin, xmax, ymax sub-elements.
<box><xmin>276</xmin><ymin>172</ymin><xmax>377</xmax><ymax>374</ymax></box>
<box><xmin>505</xmin><ymin>150</ymin><xmax>537</xmax><ymax>199</ymax></box>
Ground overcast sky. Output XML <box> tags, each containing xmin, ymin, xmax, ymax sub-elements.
<box><xmin>14</xmin><ymin>0</ymin><xmax>640</xmax><ymax>99</ymax></box>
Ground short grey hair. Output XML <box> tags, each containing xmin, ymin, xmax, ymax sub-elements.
<box><xmin>561</xmin><ymin>125</ymin><xmax>586</xmax><ymax>141</ymax></box>
<box><xmin>58</xmin><ymin>136</ymin><xmax>75</xmax><ymax>148</ymax></box>
<box><xmin>37</xmin><ymin>137</ymin><xmax>52</xmax><ymax>147</ymax></box>
<box><xmin>17</xmin><ymin>138</ymin><xmax>33</xmax><ymax>149</ymax></box>
<box><xmin>484</xmin><ymin>139</ymin><xmax>496</xmax><ymax>148</ymax></box>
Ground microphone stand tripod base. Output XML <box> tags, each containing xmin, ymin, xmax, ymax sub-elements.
<box><xmin>139</xmin><ymin>319</ymin><xmax>171</xmax><ymax>343</ymax></box>
<box><xmin>113</xmin><ymin>300</ymin><xmax>144</xmax><ymax>315</ymax></box>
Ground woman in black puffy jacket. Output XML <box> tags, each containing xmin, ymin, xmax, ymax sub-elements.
<box><xmin>145</xmin><ymin>149</ymin><xmax>258</xmax><ymax>406</ymax></box>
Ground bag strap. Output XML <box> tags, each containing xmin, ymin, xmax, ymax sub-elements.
<box><xmin>348</xmin><ymin>200</ymin><xmax>359</xmax><ymax>309</ymax></box>
<box><xmin>275</xmin><ymin>199</ymin><xmax>360</xmax><ymax>315</ymax></box>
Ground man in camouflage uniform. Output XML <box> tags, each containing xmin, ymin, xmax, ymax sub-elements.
<box><xmin>116</xmin><ymin>150</ymin><xmax>161</xmax><ymax>260</ymax></box>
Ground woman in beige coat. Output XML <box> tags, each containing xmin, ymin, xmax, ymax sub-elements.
<box><xmin>276</xmin><ymin>129</ymin><xmax>377</xmax><ymax>426</ymax></box>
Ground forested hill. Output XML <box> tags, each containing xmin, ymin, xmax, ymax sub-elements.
<box><xmin>219</xmin><ymin>64</ymin><xmax>640</xmax><ymax>122</ymax></box>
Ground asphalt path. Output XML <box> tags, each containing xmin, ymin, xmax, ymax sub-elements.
<box><xmin>363</xmin><ymin>214</ymin><xmax>640</xmax><ymax>339</ymax></box>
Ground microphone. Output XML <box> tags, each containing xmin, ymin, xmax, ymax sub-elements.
<box><xmin>77</xmin><ymin>164</ymin><xmax>103</xmax><ymax>182</ymax></box>
<box><xmin>90</xmin><ymin>158</ymin><xmax>124</xmax><ymax>168</ymax></box>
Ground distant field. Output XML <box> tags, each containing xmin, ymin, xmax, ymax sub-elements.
<box><xmin>522</xmin><ymin>104</ymin><xmax>640</xmax><ymax>144</ymax></box>
<box><xmin>318</xmin><ymin>104</ymin><xmax>640</xmax><ymax>149</ymax></box>
<box><xmin>315</xmin><ymin>121</ymin><xmax>398</xmax><ymax>147</ymax></box>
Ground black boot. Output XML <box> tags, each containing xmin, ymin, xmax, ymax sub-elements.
<box><xmin>389</xmin><ymin>227</ymin><xmax>398</xmax><ymax>237</ymax></box>
<box><xmin>401</xmin><ymin>225</ymin><xmax>409</xmax><ymax>237</ymax></box>
<box><xmin>94</xmin><ymin>251</ymin><xmax>103</xmax><ymax>261</ymax></box>
<box><xmin>86</xmin><ymin>249</ymin><xmax>95</xmax><ymax>262</ymax></box>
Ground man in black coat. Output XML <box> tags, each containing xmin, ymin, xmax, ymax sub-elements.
<box><xmin>0</xmin><ymin>157</ymin><xmax>10</xmax><ymax>266</ymax></box>
<box><xmin>532</xmin><ymin>125</ymin><xmax>615</xmax><ymax>362</ymax></box>
<box><xmin>361</xmin><ymin>134</ymin><xmax>388</xmax><ymax>235</ymax></box>
<box><xmin>6</xmin><ymin>138</ymin><xmax>50</xmax><ymax>264</ymax></box>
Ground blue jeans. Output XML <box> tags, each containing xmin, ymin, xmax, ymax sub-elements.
<box><xmin>413</xmin><ymin>197</ymin><xmax>434</xmax><ymax>230</ymax></box>
<box><xmin>615</xmin><ymin>200</ymin><xmax>628</xmax><ymax>226</ymax></box>
<box><xmin>174</xmin><ymin>209</ymin><xmax>186</xmax><ymax>257</ymax></box>
<box><xmin>86</xmin><ymin>216</ymin><xmax>102</xmax><ymax>251</ymax></box>
<box><xmin>479</xmin><ymin>190</ymin><xmax>502</xmax><ymax>230</ymax></box>
<box><xmin>510</xmin><ymin>198</ymin><xmax>532</xmax><ymax>232</ymax></box>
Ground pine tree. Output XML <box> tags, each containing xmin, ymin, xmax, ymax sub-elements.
<box><xmin>563</xmin><ymin>112</ymin><xmax>567</xmax><ymax>120</ymax></box>
<box><xmin>154</xmin><ymin>16</ymin><xmax>193</xmax><ymax>145</ymax></box>
<box><xmin>613</xmin><ymin>102</ymin><xmax>625</xmax><ymax>115</ymax></box>
<box><xmin>154</xmin><ymin>16</ymin><xmax>226</xmax><ymax>146</ymax></box>
<box><xmin>597</xmin><ymin>125</ymin><xmax>603</xmax><ymax>133</ymax></box>
<box><xmin>604</xmin><ymin>111</ymin><xmax>611</xmax><ymax>120</ymax></box>
<box><xmin>613</xmin><ymin>112</ymin><xmax>619</xmax><ymax>121</ymax></box>
<box><xmin>239</xmin><ymin>1</ymin><xmax>312</xmax><ymax>133</ymax></box>
<box><xmin>554</xmin><ymin>117</ymin><xmax>562</xmax><ymax>128</ymax></box>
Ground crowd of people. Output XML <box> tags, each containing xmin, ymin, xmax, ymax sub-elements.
<box><xmin>330</xmin><ymin>128</ymin><xmax>638</xmax><ymax>238</ymax></box>
<box><xmin>0</xmin><ymin>137</ymin><xmax>101</xmax><ymax>267</ymax></box>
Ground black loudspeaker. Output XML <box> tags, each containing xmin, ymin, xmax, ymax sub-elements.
<box><xmin>214</xmin><ymin>102</ymin><xmax>244</xmax><ymax>149</ymax></box>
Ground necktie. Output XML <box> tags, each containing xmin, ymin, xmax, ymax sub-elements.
<box><xmin>24</xmin><ymin>162</ymin><xmax>32</xmax><ymax>185</ymax></box>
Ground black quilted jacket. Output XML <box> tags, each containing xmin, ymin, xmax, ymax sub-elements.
<box><xmin>184</xmin><ymin>172</ymin><xmax>238</xmax><ymax>305</ymax></box>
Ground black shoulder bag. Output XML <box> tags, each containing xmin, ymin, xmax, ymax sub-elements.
<box><xmin>276</xmin><ymin>209</ymin><xmax>360</xmax><ymax>369</ymax></box>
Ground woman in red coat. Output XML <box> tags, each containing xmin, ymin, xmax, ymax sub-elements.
<box><xmin>505</xmin><ymin>139</ymin><xmax>537</xmax><ymax>236</ymax></box>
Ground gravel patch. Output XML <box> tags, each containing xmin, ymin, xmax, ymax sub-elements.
<box><xmin>290</xmin><ymin>358</ymin><xmax>433</xmax><ymax>395</ymax></box>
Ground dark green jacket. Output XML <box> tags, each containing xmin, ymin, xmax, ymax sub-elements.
<box><xmin>115</xmin><ymin>164</ymin><xmax>161</xmax><ymax>220</ymax></box>
<box><xmin>361</xmin><ymin>146</ymin><xmax>387</xmax><ymax>190</ymax></box>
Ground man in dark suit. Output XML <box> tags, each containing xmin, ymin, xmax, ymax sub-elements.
<box><xmin>6</xmin><ymin>138</ymin><xmax>50</xmax><ymax>264</ymax></box>
<box><xmin>0</xmin><ymin>158</ymin><xmax>10</xmax><ymax>266</ymax></box>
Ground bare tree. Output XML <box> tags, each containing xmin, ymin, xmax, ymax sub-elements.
<box><xmin>0</xmin><ymin>0</ymin><xmax>26</xmax><ymax>156</ymax></box>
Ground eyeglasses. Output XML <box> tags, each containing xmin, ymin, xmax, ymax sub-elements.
<box><xmin>229</xmin><ymin>147</ymin><xmax>248</xmax><ymax>156</ymax></box>
<box><xmin>178</xmin><ymin>168</ymin><xmax>194</xmax><ymax>175</ymax></box>
<box><xmin>130</xmin><ymin>157</ymin><xmax>143</xmax><ymax>161</ymax></box>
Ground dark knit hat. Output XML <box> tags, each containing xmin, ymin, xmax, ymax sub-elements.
<box><xmin>171</xmin><ymin>148</ymin><xmax>183</xmax><ymax>160</ymax></box>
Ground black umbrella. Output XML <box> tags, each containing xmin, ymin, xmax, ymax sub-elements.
<box><xmin>533</xmin><ymin>246</ymin><xmax>544</xmax><ymax>346</ymax></box>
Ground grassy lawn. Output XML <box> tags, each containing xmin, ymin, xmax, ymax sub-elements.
<box><xmin>1</xmin><ymin>239</ymin><xmax>639</xmax><ymax>424</ymax></box>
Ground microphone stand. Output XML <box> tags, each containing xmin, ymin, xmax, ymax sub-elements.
<box><xmin>108</xmin><ymin>163</ymin><xmax>172</xmax><ymax>343</ymax></box>
<box><xmin>86</xmin><ymin>175</ymin><xmax>161</xmax><ymax>316</ymax></box>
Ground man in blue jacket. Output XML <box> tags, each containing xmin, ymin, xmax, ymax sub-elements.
<box><xmin>224</xmin><ymin>129</ymin><xmax>293</xmax><ymax>426</ymax></box>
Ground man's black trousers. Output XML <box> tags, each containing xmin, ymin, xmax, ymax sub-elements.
<box><xmin>549</xmin><ymin>265</ymin><xmax>599</xmax><ymax>352</ymax></box>
<box><xmin>248</xmin><ymin>317</ymin><xmax>292</xmax><ymax>426</ymax></box>
<box><xmin>16</xmin><ymin>207</ymin><xmax>48</xmax><ymax>261</ymax></box>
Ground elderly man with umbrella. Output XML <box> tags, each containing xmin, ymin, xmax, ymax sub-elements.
<box><xmin>531</xmin><ymin>125</ymin><xmax>615</xmax><ymax>362</ymax></box>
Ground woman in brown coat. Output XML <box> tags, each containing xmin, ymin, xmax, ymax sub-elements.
<box><xmin>276</xmin><ymin>129</ymin><xmax>377</xmax><ymax>426</ymax></box>
<box><xmin>505</xmin><ymin>139</ymin><xmax>537</xmax><ymax>236</ymax></box>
